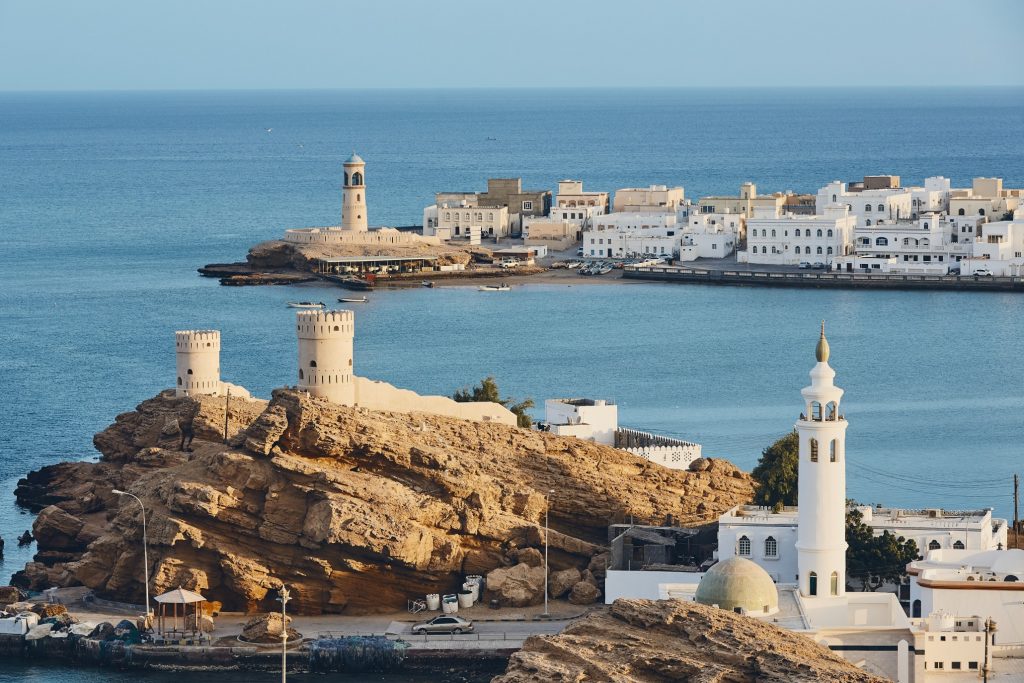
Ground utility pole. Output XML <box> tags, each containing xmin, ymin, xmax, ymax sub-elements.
<box><xmin>982</xmin><ymin>617</ymin><xmax>997</xmax><ymax>683</ymax></box>
<box><xmin>1014</xmin><ymin>474</ymin><xmax>1019</xmax><ymax>548</ymax></box>
<box><xmin>278</xmin><ymin>585</ymin><xmax>291</xmax><ymax>683</ymax></box>
<box><xmin>223</xmin><ymin>387</ymin><xmax>231</xmax><ymax>444</ymax></box>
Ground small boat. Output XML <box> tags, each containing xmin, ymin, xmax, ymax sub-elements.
<box><xmin>421</xmin><ymin>281</ymin><xmax>435</xmax><ymax>288</ymax></box>
<box><xmin>338</xmin><ymin>296</ymin><xmax>368</xmax><ymax>303</ymax></box>
<box><xmin>337</xmin><ymin>276</ymin><xmax>375</xmax><ymax>291</ymax></box>
<box><xmin>287</xmin><ymin>301</ymin><xmax>325</xmax><ymax>309</ymax></box>
<box><xmin>478</xmin><ymin>284</ymin><xmax>511</xmax><ymax>292</ymax></box>
<box><xmin>598</xmin><ymin>267</ymin><xmax>613</xmax><ymax>275</ymax></box>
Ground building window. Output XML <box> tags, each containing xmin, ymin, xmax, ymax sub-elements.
<box><xmin>816</xmin><ymin>246</ymin><xmax>823</xmax><ymax>255</ymax></box>
<box><xmin>738</xmin><ymin>536</ymin><xmax>751</xmax><ymax>556</ymax></box>
<box><xmin>762</xmin><ymin>246</ymin><xmax>767</xmax><ymax>253</ymax></box>
<box><xmin>830</xmin><ymin>440</ymin><xmax>837</xmax><ymax>462</ymax></box>
<box><xmin>958</xmin><ymin>208</ymin><xmax>965</xmax><ymax>216</ymax></box>
<box><xmin>795</xmin><ymin>229</ymin><xmax>801</xmax><ymax>237</ymax></box>
<box><xmin>827</xmin><ymin>229</ymin><xmax>833</xmax><ymax>237</ymax></box>
<box><xmin>830</xmin><ymin>571</ymin><xmax>839</xmax><ymax>595</ymax></box>
<box><xmin>187</xmin><ymin>369</ymin><xmax>193</xmax><ymax>375</ymax></box>
<box><xmin>810</xmin><ymin>438</ymin><xmax>819</xmax><ymax>462</ymax></box>
<box><xmin>827</xmin><ymin>246</ymin><xmax>833</xmax><ymax>255</ymax></box>
<box><xmin>177</xmin><ymin>377</ymin><xmax>182</xmax><ymax>386</ymax></box>
<box><xmin>299</xmin><ymin>369</ymin><xmax>304</xmax><ymax>380</ymax></box>
<box><xmin>929</xmin><ymin>540</ymin><xmax>941</xmax><ymax>551</ymax></box>
<box><xmin>771</xmin><ymin>229</ymin><xmax>776</xmax><ymax>237</ymax></box>
<box><xmin>877</xmin><ymin>204</ymin><xmax>884</xmax><ymax>212</ymax></box>
<box><xmin>979</xmin><ymin>208</ymin><xmax>985</xmax><ymax>216</ymax></box>
<box><xmin>865</xmin><ymin>204</ymin><xmax>872</xmax><ymax>212</ymax></box>
<box><xmin>953</xmin><ymin>540</ymin><xmax>965</xmax><ymax>549</ymax></box>
<box><xmin>876</xmin><ymin>237</ymin><xmax>888</xmax><ymax>246</ymax></box>
<box><xmin>832</xmin><ymin>194</ymin><xmax>837</xmax><ymax>202</ymax></box>
<box><xmin>795</xmin><ymin>246</ymin><xmax>801</xmax><ymax>255</ymax></box>
<box><xmin>866</xmin><ymin>219</ymin><xmax>872</xmax><ymax>226</ymax></box>
<box><xmin>808</xmin><ymin>572</ymin><xmax>818</xmax><ymax>596</ymax></box>
<box><xmin>765</xmin><ymin>536</ymin><xmax>778</xmax><ymax>558</ymax></box>
<box><xmin>816</xmin><ymin>229</ymin><xmax>822</xmax><ymax>237</ymax></box>
<box><xmin>352</xmin><ymin>172</ymin><xmax>363</xmax><ymax>186</ymax></box>
<box><xmin>522</xmin><ymin>201</ymin><xmax>533</xmax><ymax>211</ymax></box>
<box><xmin>811</xmin><ymin>401</ymin><xmax>822</xmax><ymax>420</ymax></box>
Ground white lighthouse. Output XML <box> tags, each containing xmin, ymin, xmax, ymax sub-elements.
<box><xmin>175</xmin><ymin>330</ymin><xmax>221</xmax><ymax>397</ymax></box>
<box><xmin>296</xmin><ymin>310</ymin><xmax>355</xmax><ymax>406</ymax></box>
<box><xmin>795</xmin><ymin>322</ymin><xmax>848</xmax><ymax>599</ymax></box>
<box><xmin>341</xmin><ymin>153</ymin><xmax>368</xmax><ymax>232</ymax></box>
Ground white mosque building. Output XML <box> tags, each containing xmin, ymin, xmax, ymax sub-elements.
<box><xmin>605</xmin><ymin>326</ymin><xmax>1019</xmax><ymax>681</ymax></box>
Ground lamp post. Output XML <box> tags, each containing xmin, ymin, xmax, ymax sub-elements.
<box><xmin>543</xmin><ymin>489</ymin><xmax>555</xmax><ymax>618</ymax></box>
<box><xmin>111</xmin><ymin>489</ymin><xmax>149</xmax><ymax>618</ymax></box>
<box><xmin>278</xmin><ymin>585</ymin><xmax>291</xmax><ymax>683</ymax></box>
<box><xmin>983</xmin><ymin>616</ymin><xmax>997</xmax><ymax>683</ymax></box>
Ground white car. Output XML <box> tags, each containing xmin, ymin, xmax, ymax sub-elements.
<box><xmin>974</xmin><ymin>268</ymin><xmax>993</xmax><ymax>276</ymax></box>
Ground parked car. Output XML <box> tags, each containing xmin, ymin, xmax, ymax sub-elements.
<box><xmin>412</xmin><ymin>615</ymin><xmax>475</xmax><ymax>635</ymax></box>
<box><xmin>974</xmin><ymin>268</ymin><xmax>993</xmax><ymax>276</ymax></box>
<box><xmin>812</xmin><ymin>262</ymin><xmax>826</xmax><ymax>270</ymax></box>
<box><xmin>798</xmin><ymin>261</ymin><xmax>811</xmax><ymax>269</ymax></box>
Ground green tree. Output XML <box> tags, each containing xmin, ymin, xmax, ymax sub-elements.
<box><xmin>453</xmin><ymin>376</ymin><xmax>535</xmax><ymax>428</ymax></box>
<box><xmin>846</xmin><ymin>507</ymin><xmax>919</xmax><ymax>591</ymax></box>
<box><xmin>751</xmin><ymin>431</ymin><xmax>799</xmax><ymax>508</ymax></box>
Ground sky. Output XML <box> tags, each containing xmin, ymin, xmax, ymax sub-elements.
<box><xmin>1</xmin><ymin>0</ymin><xmax>1022</xmax><ymax>91</ymax></box>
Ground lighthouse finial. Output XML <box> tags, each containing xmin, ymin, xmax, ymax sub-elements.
<box><xmin>816</xmin><ymin>321</ymin><xmax>830</xmax><ymax>363</ymax></box>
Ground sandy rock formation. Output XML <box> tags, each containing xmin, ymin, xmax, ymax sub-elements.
<box><xmin>567</xmin><ymin>581</ymin><xmax>601</xmax><ymax>605</ymax></box>
<box><xmin>241</xmin><ymin>612</ymin><xmax>300</xmax><ymax>643</ymax></box>
<box><xmin>494</xmin><ymin>599</ymin><xmax>887</xmax><ymax>683</ymax></box>
<box><xmin>548</xmin><ymin>568</ymin><xmax>581</xmax><ymax>599</ymax></box>
<box><xmin>486</xmin><ymin>563</ymin><xmax>548</xmax><ymax>607</ymax></box>
<box><xmin>14</xmin><ymin>388</ymin><xmax>753</xmax><ymax>615</ymax></box>
<box><xmin>246</xmin><ymin>239</ymin><xmax>476</xmax><ymax>274</ymax></box>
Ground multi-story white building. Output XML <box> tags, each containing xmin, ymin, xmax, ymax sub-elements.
<box><xmin>817</xmin><ymin>179</ymin><xmax>913</xmax><ymax>229</ymax></box>
<box><xmin>909</xmin><ymin>176</ymin><xmax>952</xmax><ymax>218</ymax></box>
<box><xmin>549</xmin><ymin>180</ymin><xmax>609</xmax><ymax>227</ymax></box>
<box><xmin>612</xmin><ymin>184</ymin><xmax>685</xmax><ymax>214</ymax></box>
<box><xmin>423</xmin><ymin>202</ymin><xmax>510</xmax><ymax>240</ymax></box>
<box><xmin>949</xmin><ymin>177</ymin><xmax>1022</xmax><ymax>222</ymax></box>
<box><xmin>583</xmin><ymin>212</ymin><xmax>680</xmax><ymax>259</ymax></box>
<box><xmin>697</xmin><ymin>182</ymin><xmax>785</xmax><ymax>219</ymax></box>
<box><xmin>742</xmin><ymin>205</ymin><xmax>855</xmax><ymax>266</ymax></box>
<box><xmin>678</xmin><ymin>212</ymin><xmax>740</xmax><ymax>261</ymax></box>
<box><xmin>834</xmin><ymin>213</ymin><xmax>972</xmax><ymax>274</ymax></box>
<box><xmin>960</xmin><ymin>214</ymin><xmax>1024</xmax><ymax>276</ymax></box>
<box><xmin>543</xmin><ymin>398</ymin><xmax>618</xmax><ymax>445</ymax></box>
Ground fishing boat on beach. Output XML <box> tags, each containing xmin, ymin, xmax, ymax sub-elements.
<box><xmin>287</xmin><ymin>301</ymin><xmax>326</xmax><ymax>309</ymax></box>
<box><xmin>421</xmin><ymin>281</ymin><xmax>435</xmax><ymax>288</ymax></box>
<box><xmin>338</xmin><ymin>296</ymin><xmax>368</xmax><ymax>303</ymax></box>
<box><xmin>478</xmin><ymin>284</ymin><xmax>511</xmax><ymax>292</ymax></box>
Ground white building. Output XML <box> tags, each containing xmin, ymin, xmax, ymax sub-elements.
<box><xmin>910</xmin><ymin>176</ymin><xmax>952</xmax><ymax>218</ymax></box>
<box><xmin>833</xmin><ymin>213</ymin><xmax>972</xmax><ymax>274</ymax></box>
<box><xmin>742</xmin><ymin>205</ymin><xmax>855</xmax><ymax>266</ymax></box>
<box><xmin>422</xmin><ymin>202</ymin><xmax>510</xmax><ymax>240</ymax></box>
<box><xmin>612</xmin><ymin>184</ymin><xmax>685</xmax><ymax>214</ymax></box>
<box><xmin>678</xmin><ymin>212</ymin><xmax>741</xmax><ymax>261</ymax></box>
<box><xmin>174</xmin><ymin>330</ymin><xmax>250</xmax><ymax>399</ymax></box>
<box><xmin>549</xmin><ymin>180</ymin><xmax>609</xmax><ymax>228</ymax></box>
<box><xmin>543</xmin><ymin>398</ymin><xmax>617</xmax><ymax>445</ymax></box>
<box><xmin>817</xmin><ymin>179</ymin><xmax>913</xmax><ymax>229</ymax></box>
<box><xmin>583</xmin><ymin>212</ymin><xmax>680</xmax><ymax>259</ymax></box>
<box><xmin>960</xmin><ymin>215</ymin><xmax>1024</xmax><ymax>276</ymax></box>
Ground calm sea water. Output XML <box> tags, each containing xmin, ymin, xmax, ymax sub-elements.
<box><xmin>1</xmin><ymin>89</ymin><xmax>1023</xmax><ymax>680</ymax></box>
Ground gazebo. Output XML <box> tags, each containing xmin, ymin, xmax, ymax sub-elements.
<box><xmin>154</xmin><ymin>587</ymin><xmax>207</xmax><ymax>638</ymax></box>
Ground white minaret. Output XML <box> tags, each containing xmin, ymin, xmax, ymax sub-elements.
<box><xmin>341</xmin><ymin>153</ymin><xmax>368</xmax><ymax>232</ymax></box>
<box><xmin>795</xmin><ymin>322</ymin><xmax>848</xmax><ymax>599</ymax></box>
<box><xmin>296</xmin><ymin>310</ymin><xmax>355</xmax><ymax>406</ymax></box>
<box><xmin>175</xmin><ymin>330</ymin><xmax>221</xmax><ymax>397</ymax></box>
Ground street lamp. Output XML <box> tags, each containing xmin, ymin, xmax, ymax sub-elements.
<box><xmin>543</xmin><ymin>489</ymin><xmax>555</xmax><ymax>618</ymax></box>
<box><xmin>111</xmin><ymin>489</ymin><xmax>149</xmax><ymax>618</ymax></box>
<box><xmin>277</xmin><ymin>585</ymin><xmax>291</xmax><ymax>683</ymax></box>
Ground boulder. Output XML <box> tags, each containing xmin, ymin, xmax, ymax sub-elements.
<box><xmin>513</xmin><ymin>547</ymin><xmax>543</xmax><ymax>568</ymax></box>
<box><xmin>486</xmin><ymin>562</ymin><xmax>547</xmax><ymax>607</ymax></box>
<box><xmin>32</xmin><ymin>602</ymin><xmax>68</xmax><ymax>618</ymax></box>
<box><xmin>586</xmin><ymin>553</ymin><xmax>609</xmax><ymax>583</ymax></box>
<box><xmin>0</xmin><ymin>586</ymin><xmax>24</xmax><ymax>605</ymax></box>
<box><xmin>568</xmin><ymin>581</ymin><xmax>601</xmax><ymax>605</ymax></box>
<box><xmin>241</xmin><ymin>612</ymin><xmax>300</xmax><ymax>643</ymax></box>
<box><xmin>548</xmin><ymin>568</ymin><xmax>581</xmax><ymax>599</ymax></box>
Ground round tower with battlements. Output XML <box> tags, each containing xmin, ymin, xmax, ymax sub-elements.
<box><xmin>296</xmin><ymin>310</ymin><xmax>355</xmax><ymax>405</ymax></box>
<box><xmin>175</xmin><ymin>330</ymin><xmax>221</xmax><ymax>397</ymax></box>
<box><xmin>341</xmin><ymin>153</ymin><xmax>368</xmax><ymax>232</ymax></box>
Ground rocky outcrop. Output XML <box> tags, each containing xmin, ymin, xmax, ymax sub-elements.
<box><xmin>494</xmin><ymin>599</ymin><xmax>887</xmax><ymax>683</ymax></box>
<box><xmin>246</xmin><ymin>239</ymin><xmax>476</xmax><ymax>274</ymax></box>
<box><xmin>14</xmin><ymin>389</ymin><xmax>753</xmax><ymax>615</ymax></box>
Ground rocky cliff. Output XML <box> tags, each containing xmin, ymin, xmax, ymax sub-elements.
<box><xmin>246</xmin><ymin>238</ymin><xmax>475</xmax><ymax>272</ymax></box>
<box><xmin>15</xmin><ymin>389</ymin><xmax>753</xmax><ymax>615</ymax></box>
<box><xmin>494</xmin><ymin>599</ymin><xmax>887</xmax><ymax>683</ymax></box>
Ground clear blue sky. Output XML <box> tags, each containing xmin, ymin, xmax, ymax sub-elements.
<box><xmin>1</xmin><ymin>0</ymin><xmax>1022</xmax><ymax>90</ymax></box>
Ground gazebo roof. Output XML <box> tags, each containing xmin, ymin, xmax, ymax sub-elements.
<box><xmin>154</xmin><ymin>587</ymin><xmax>207</xmax><ymax>604</ymax></box>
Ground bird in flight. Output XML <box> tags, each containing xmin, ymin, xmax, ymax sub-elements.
<box><xmin>265</xmin><ymin>127</ymin><xmax>273</xmax><ymax>133</ymax></box>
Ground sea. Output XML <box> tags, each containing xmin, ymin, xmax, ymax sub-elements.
<box><xmin>1</xmin><ymin>88</ymin><xmax>1023</xmax><ymax>681</ymax></box>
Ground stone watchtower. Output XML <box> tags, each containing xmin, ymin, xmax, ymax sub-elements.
<box><xmin>175</xmin><ymin>330</ymin><xmax>221</xmax><ymax>397</ymax></box>
<box><xmin>341</xmin><ymin>153</ymin><xmax>368</xmax><ymax>232</ymax></box>
<box><xmin>296</xmin><ymin>310</ymin><xmax>355</xmax><ymax>406</ymax></box>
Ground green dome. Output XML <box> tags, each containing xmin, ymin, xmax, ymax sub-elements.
<box><xmin>695</xmin><ymin>557</ymin><xmax>779</xmax><ymax>615</ymax></box>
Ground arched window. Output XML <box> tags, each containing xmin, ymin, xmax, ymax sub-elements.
<box><xmin>795</xmin><ymin>229</ymin><xmax>802</xmax><ymax>237</ymax></box>
<box><xmin>771</xmin><ymin>229</ymin><xmax>776</xmax><ymax>237</ymax></box>
<box><xmin>816</xmin><ymin>246</ymin><xmax>823</xmax><ymax>254</ymax></box>
<box><xmin>953</xmin><ymin>540</ymin><xmax>965</xmax><ymax>550</ymax></box>
<box><xmin>816</xmin><ymin>229</ymin><xmax>823</xmax><ymax>237</ymax></box>
<box><xmin>356</xmin><ymin>194</ymin><xmax>361</xmax><ymax>202</ymax></box>
<box><xmin>1006</xmin><ymin>575</ymin><xmax>1019</xmax><ymax>582</ymax></box>
<box><xmin>979</xmin><ymin>208</ymin><xmax>985</xmax><ymax>216</ymax></box>
<box><xmin>810</xmin><ymin>438</ymin><xmax>819</xmax><ymax>462</ymax></box>
<box><xmin>177</xmin><ymin>377</ymin><xmax>182</xmax><ymax>386</ymax></box>
<box><xmin>928</xmin><ymin>540</ymin><xmax>941</xmax><ymax>551</ymax></box>
<box><xmin>187</xmin><ymin>369</ymin><xmax>193</xmax><ymax>375</ymax></box>
<box><xmin>832</xmin><ymin>194</ymin><xmax>837</xmax><ymax>202</ymax></box>
<box><xmin>923</xmin><ymin>222</ymin><xmax>929</xmax><ymax>229</ymax></box>
<box><xmin>830</xmin><ymin>571</ymin><xmax>839</xmax><ymax>596</ymax></box>
<box><xmin>826</xmin><ymin>401</ymin><xmax>837</xmax><ymax>419</ymax></box>
<box><xmin>865</xmin><ymin>219</ymin><xmax>872</xmax><ymax>226</ymax></box>
<box><xmin>351</xmin><ymin>172</ymin><xmax>363</xmax><ymax>186</ymax></box>
<box><xmin>865</xmin><ymin>204</ymin><xmax>872</xmax><ymax>212</ymax></box>
<box><xmin>877</xmin><ymin>204</ymin><xmax>884</xmax><ymax>212</ymax></box>
<box><xmin>795</xmin><ymin>246</ymin><xmax>801</xmax><ymax>254</ymax></box>
<box><xmin>738</xmin><ymin>536</ymin><xmax>751</xmax><ymax>556</ymax></box>
<box><xmin>958</xmin><ymin>208</ymin><xmax>965</xmax><ymax>216</ymax></box>
<box><xmin>830</xmin><ymin>440</ymin><xmax>837</xmax><ymax>462</ymax></box>
<box><xmin>912</xmin><ymin>599</ymin><xmax>922</xmax><ymax>618</ymax></box>
<box><xmin>310</xmin><ymin>360</ymin><xmax>317</xmax><ymax>368</ymax></box>
<box><xmin>876</xmin><ymin>237</ymin><xmax>888</xmax><ymax>246</ymax></box>
<box><xmin>811</xmin><ymin>401</ymin><xmax>822</xmax><ymax>420</ymax></box>
<box><xmin>762</xmin><ymin>246</ymin><xmax>767</xmax><ymax>253</ymax></box>
<box><xmin>765</xmin><ymin>537</ymin><xmax>778</xmax><ymax>558</ymax></box>
<box><xmin>343</xmin><ymin>171</ymin><xmax>349</xmax><ymax>186</ymax></box>
<box><xmin>827</xmin><ymin>229</ymin><xmax>833</xmax><ymax>237</ymax></box>
<box><xmin>762</xmin><ymin>229</ymin><xmax>768</xmax><ymax>237</ymax></box>
<box><xmin>827</xmin><ymin>246</ymin><xmax>833</xmax><ymax>255</ymax></box>
<box><xmin>299</xmin><ymin>369</ymin><xmax>304</xmax><ymax>380</ymax></box>
<box><xmin>808</xmin><ymin>572</ymin><xmax>818</xmax><ymax>596</ymax></box>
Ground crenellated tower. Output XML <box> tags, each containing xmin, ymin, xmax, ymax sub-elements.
<box><xmin>175</xmin><ymin>330</ymin><xmax>221</xmax><ymax>397</ymax></box>
<box><xmin>296</xmin><ymin>310</ymin><xmax>355</xmax><ymax>405</ymax></box>
<box><xmin>795</xmin><ymin>322</ymin><xmax>849</xmax><ymax>599</ymax></box>
<box><xmin>341</xmin><ymin>153</ymin><xmax>368</xmax><ymax>232</ymax></box>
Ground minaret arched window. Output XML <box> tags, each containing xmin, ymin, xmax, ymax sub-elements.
<box><xmin>808</xmin><ymin>572</ymin><xmax>818</xmax><ymax>596</ymax></box>
<box><xmin>738</xmin><ymin>536</ymin><xmax>751</xmax><ymax>556</ymax></box>
<box><xmin>764</xmin><ymin>537</ymin><xmax>778</xmax><ymax>558</ymax></box>
<box><xmin>299</xmin><ymin>369</ymin><xmax>304</xmax><ymax>380</ymax></box>
<box><xmin>344</xmin><ymin>172</ymin><xmax>349</xmax><ymax>186</ymax></box>
<box><xmin>352</xmin><ymin>172</ymin><xmax>363</xmax><ymax>186</ymax></box>
<box><xmin>953</xmin><ymin>540</ymin><xmax>965</xmax><ymax>549</ymax></box>
<box><xmin>811</xmin><ymin>402</ymin><xmax>822</xmax><ymax>421</ymax></box>
<box><xmin>928</xmin><ymin>540</ymin><xmax>941</xmax><ymax>551</ymax></box>
<box><xmin>810</xmin><ymin>439</ymin><xmax>819</xmax><ymax>462</ymax></box>
<box><xmin>177</xmin><ymin>377</ymin><xmax>182</xmax><ymax>386</ymax></box>
<box><xmin>830</xmin><ymin>571</ymin><xmax>839</xmax><ymax>596</ymax></box>
<box><xmin>310</xmin><ymin>360</ymin><xmax>317</xmax><ymax>368</ymax></box>
<box><xmin>829</xmin><ymin>440</ymin><xmax>837</xmax><ymax>462</ymax></box>
<box><xmin>187</xmin><ymin>369</ymin><xmax>193</xmax><ymax>375</ymax></box>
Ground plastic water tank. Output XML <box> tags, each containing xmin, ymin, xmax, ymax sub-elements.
<box><xmin>442</xmin><ymin>594</ymin><xmax>458</xmax><ymax>614</ymax></box>
<box><xmin>463</xmin><ymin>582</ymin><xmax>479</xmax><ymax>602</ymax></box>
<box><xmin>457</xmin><ymin>591</ymin><xmax>474</xmax><ymax>609</ymax></box>
<box><xmin>425</xmin><ymin>593</ymin><xmax>441</xmax><ymax>611</ymax></box>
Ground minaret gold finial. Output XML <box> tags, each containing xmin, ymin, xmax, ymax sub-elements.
<box><xmin>816</xmin><ymin>320</ymin><xmax>830</xmax><ymax>363</ymax></box>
